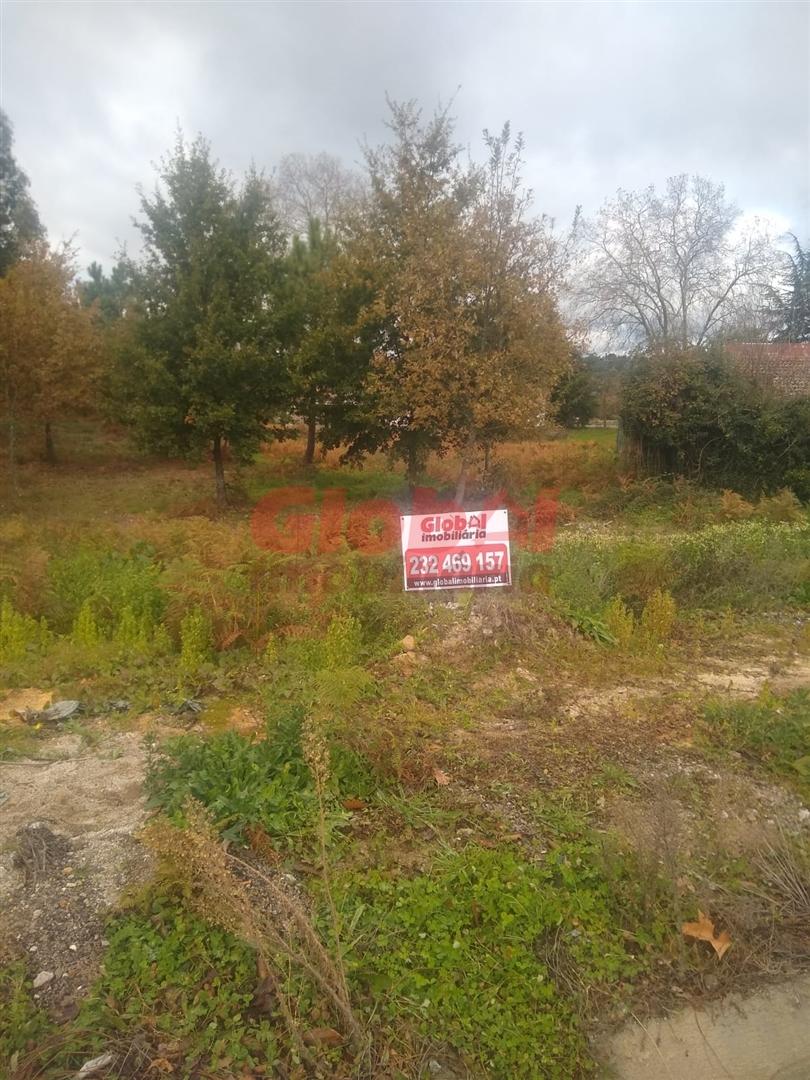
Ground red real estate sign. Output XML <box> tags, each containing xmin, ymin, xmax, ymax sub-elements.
<box><xmin>400</xmin><ymin>508</ymin><xmax>512</xmax><ymax>591</ymax></box>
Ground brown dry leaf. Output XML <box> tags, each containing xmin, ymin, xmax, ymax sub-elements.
<box><xmin>681</xmin><ymin>910</ymin><xmax>732</xmax><ymax>959</ymax></box>
<box><xmin>433</xmin><ymin>768</ymin><xmax>450</xmax><ymax>786</ymax></box>
<box><xmin>219</xmin><ymin>627</ymin><xmax>245</xmax><ymax>650</ymax></box>
<box><xmin>254</xmin><ymin>954</ymin><xmax>276</xmax><ymax>1017</ymax></box>
<box><xmin>303</xmin><ymin>1027</ymin><xmax>344</xmax><ymax>1048</ymax></box>
<box><xmin>342</xmin><ymin>798</ymin><xmax>368</xmax><ymax>812</ymax></box>
<box><xmin>246</xmin><ymin>824</ymin><xmax>279</xmax><ymax>864</ymax></box>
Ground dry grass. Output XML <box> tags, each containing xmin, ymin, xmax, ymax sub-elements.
<box><xmin>406</xmin><ymin>435</ymin><xmax>620</xmax><ymax>496</ymax></box>
<box><xmin>143</xmin><ymin>799</ymin><xmax>370</xmax><ymax>1071</ymax></box>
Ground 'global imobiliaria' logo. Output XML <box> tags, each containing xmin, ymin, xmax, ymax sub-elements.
<box><xmin>418</xmin><ymin>512</ymin><xmax>488</xmax><ymax>542</ymax></box>
<box><xmin>250</xmin><ymin>485</ymin><xmax>560</xmax><ymax>557</ymax></box>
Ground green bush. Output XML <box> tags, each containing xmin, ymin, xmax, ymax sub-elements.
<box><xmin>71</xmin><ymin>598</ymin><xmax>101</xmax><ymax>648</ymax></box>
<box><xmin>46</xmin><ymin>545</ymin><xmax>165</xmax><ymax>633</ymax></box>
<box><xmin>602</xmin><ymin>596</ymin><xmax>635</xmax><ymax>647</ymax></box>
<box><xmin>639</xmin><ymin>588</ymin><xmax>677</xmax><ymax>645</ymax></box>
<box><xmin>178</xmin><ymin>608</ymin><xmax>213</xmax><ymax>675</ymax></box>
<box><xmin>0</xmin><ymin>598</ymin><xmax>51</xmax><ymax>663</ymax></box>
<box><xmin>323</xmin><ymin>612</ymin><xmax>363</xmax><ymax>669</ymax></box>
<box><xmin>543</xmin><ymin>520</ymin><xmax>810</xmax><ymax>615</ymax></box>
<box><xmin>621</xmin><ymin>347</ymin><xmax>810</xmax><ymax>497</ymax></box>
<box><xmin>324</xmin><ymin>552</ymin><xmax>414</xmax><ymax>649</ymax></box>
<box><xmin>146</xmin><ymin>712</ymin><xmax>373</xmax><ymax>845</ymax></box>
<box><xmin>670</xmin><ymin>520</ymin><xmax>810</xmax><ymax>608</ymax></box>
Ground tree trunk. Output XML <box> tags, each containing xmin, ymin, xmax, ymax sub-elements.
<box><xmin>303</xmin><ymin>416</ymin><xmax>317</xmax><ymax>465</ymax></box>
<box><xmin>44</xmin><ymin>420</ymin><xmax>56</xmax><ymax>465</ymax></box>
<box><xmin>454</xmin><ymin>431</ymin><xmax>477</xmax><ymax>506</ymax></box>
<box><xmin>405</xmin><ymin>439</ymin><xmax>421</xmax><ymax>503</ymax></box>
<box><xmin>5</xmin><ymin>384</ymin><xmax>17</xmax><ymax>495</ymax></box>
<box><xmin>212</xmin><ymin>435</ymin><xmax>227</xmax><ymax>507</ymax></box>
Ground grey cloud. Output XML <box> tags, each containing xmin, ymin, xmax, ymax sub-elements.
<box><xmin>2</xmin><ymin>0</ymin><xmax>807</xmax><ymax>268</ymax></box>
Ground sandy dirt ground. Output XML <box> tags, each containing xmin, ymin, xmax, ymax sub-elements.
<box><xmin>0</xmin><ymin>727</ymin><xmax>152</xmax><ymax>1017</ymax></box>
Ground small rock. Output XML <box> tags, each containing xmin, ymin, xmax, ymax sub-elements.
<box><xmin>401</xmin><ymin>634</ymin><xmax>416</xmax><ymax>653</ymax></box>
<box><xmin>76</xmin><ymin>1053</ymin><xmax>116</xmax><ymax>1077</ymax></box>
<box><xmin>392</xmin><ymin>651</ymin><xmax>417</xmax><ymax>670</ymax></box>
<box><xmin>799</xmin><ymin>808</ymin><xmax>810</xmax><ymax>823</ymax></box>
<box><xmin>69</xmin><ymin>944</ymin><xmax>78</xmax><ymax>952</ymax></box>
<box><xmin>23</xmin><ymin>699</ymin><xmax>81</xmax><ymax>726</ymax></box>
<box><xmin>33</xmin><ymin>970</ymin><xmax>54</xmax><ymax>989</ymax></box>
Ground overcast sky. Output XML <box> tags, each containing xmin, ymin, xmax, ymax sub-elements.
<box><xmin>2</xmin><ymin>0</ymin><xmax>808</xmax><ymax>268</ymax></box>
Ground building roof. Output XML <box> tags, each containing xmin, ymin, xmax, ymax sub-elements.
<box><xmin>724</xmin><ymin>341</ymin><xmax>810</xmax><ymax>398</ymax></box>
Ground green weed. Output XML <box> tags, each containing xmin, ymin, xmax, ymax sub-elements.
<box><xmin>324</xmin><ymin>613</ymin><xmax>363</xmax><ymax>668</ymax></box>
<box><xmin>0</xmin><ymin>597</ymin><xmax>50</xmax><ymax>663</ymax></box>
<box><xmin>339</xmin><ymin>841</ymin><xmax>670</xmax><ymax>1078</ymax></box>
<box><xmin>542</xmin><ymin>520</ymin><xmax>810</xmax><ymax>616</ymax></box>
<box><xmin>21</xmin><ymin>889</ymin><xmax>278</xmax><ymax>1077</ymax></box>
<box><xmin>146</xmin><ymin>713</ymin><xmax>374</xmax><ymax>846</ymax></box>
<box><xmin>71</xmin><ymin>598</ymin><xmax>101</xmax><ymax>648</ymax></box>
<box><xmin>178</xmin><ymin>607</ymin><xmax>213</xmax><ymax>677</ymax></box>
<box><xmin>46</xmin><ymin>546</ymin><xmax>165</xmax><ymax>634</ymax></box>
<box><xmin>638</xmin><ymin>588</ymin><xmax>677</xmax><ymax>646</ymax></box>
<box><xmin>702</xmin><ymin>689</ymin><xmax>810</xmax><ymax>792</ymax></box>
<box><xmin>0</xmin><ymin>962</ymin><xmax>51</xmax><ymax>1071</ymax></box>
<box><xmin>602</xmin><ymin>596</ymin><xmax>635</xmax><ymax>647</ymax></box>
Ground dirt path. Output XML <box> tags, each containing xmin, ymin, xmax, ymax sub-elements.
<box><xmin>597</xmin><ymin>975</ymin><xmax>810</xmax><ymax>1079</ymax></box>
<box><xmin>0</xmin><ymin>731</ymin><xmax>151</xmax><ymax>1015</ymax></box>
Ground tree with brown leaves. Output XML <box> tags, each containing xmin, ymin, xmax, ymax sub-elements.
<box><xmin>0</xmin><ymin>242</ymin><xmax>102</xmax><ymax>481</ymax></box>
<box><xmin>351</xmin><ymin>102</ymin><xmax>570</xmax><ymax>497</ymax></box>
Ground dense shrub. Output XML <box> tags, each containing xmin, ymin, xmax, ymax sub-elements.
<box><xmin>540</xmin><ymin>519</ymin><xmax>810</xmax><ymax>614</ymax></box>
<box><xmin>551</xmin><ymin>358</ymin><xmax>598</xmax><ymax>428</ymax></box>
<box><xmin>46</xmin><ymin>545</ymin><xmax>165</xmax><ymax>633</ymax></box>
<box><xmin>621</xmin><ymin>348</ymin><xmax>810</xmax><ymax>498</ymax></box>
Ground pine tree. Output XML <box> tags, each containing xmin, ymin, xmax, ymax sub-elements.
<box><xmin>0</xmin><ymin>110</ymin><xmax>43</xmax><ymax>276</ymax></box>
<box><xmin>774</xmin><ymin>236</ymin><xmax>810</xmax><ymax>342</ymax></box>
<box><xmin>120</xmin><ymin>133</ymin><xmax>287</xmax><ymax>504</ymax></box>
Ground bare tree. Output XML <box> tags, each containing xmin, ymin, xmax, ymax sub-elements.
<box><xmin>276</xmin><ymin>152</ymin><xmax>364</xmax><ymax>235</ymax></box>
<box><xmin>579</xmin><ymin>175</ymin><xmax>777</xmax><ymax>350</ymax></box>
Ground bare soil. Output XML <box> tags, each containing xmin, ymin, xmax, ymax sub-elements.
<box><xmin>0</xmin><ymin>729</ymin><xmax>152</xmax><ymax>1014</ymax></box>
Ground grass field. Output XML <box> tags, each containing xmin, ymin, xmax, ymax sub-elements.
<box><xmin>1</xmin><ymin>421</ymin><xmax>809</xmax><ymax>1079</ymax></box>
